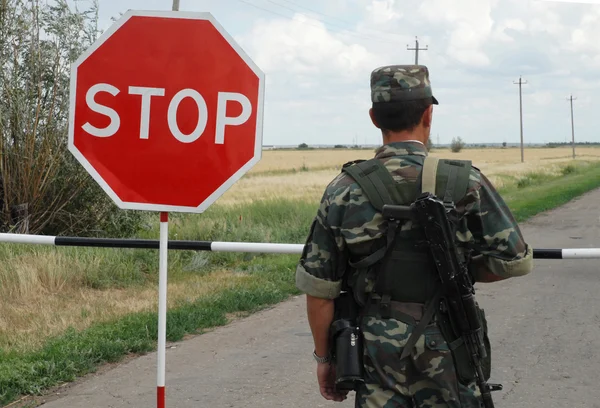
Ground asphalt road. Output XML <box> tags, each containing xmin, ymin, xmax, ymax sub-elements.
<box><xmin>35</xmin><ymin>189</ymin><xmax>600</xmax><ymax>408</ymax></box>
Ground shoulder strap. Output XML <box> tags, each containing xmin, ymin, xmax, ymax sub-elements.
<box><xmin>342</xmin><ymin>159</ymin><xmax>413</xmax><ymax>211</ymax></box>
<box><xmin>421</xmin><ymin>156</ymin><xmax>440</xmax><ymax>194</ymax></box>
<box><xmin>342</xmin><ymin>158</ymin><xmax>413</xmax><ymax>270</ymax></box>
<box><xmin>341</xmin><ymin>156</ymin><xmax>471</xmax><ymax>272</ymax></box>
<box><xmin>422</xmin><ymin>157</ymin><xmax>472</xmax><ymax>205</ymax></box>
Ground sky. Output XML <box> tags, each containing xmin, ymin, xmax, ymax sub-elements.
<box><xmin>87</xmin><ymin>0</ymin><xmax>600</xmax><ymax>146</ymax></box>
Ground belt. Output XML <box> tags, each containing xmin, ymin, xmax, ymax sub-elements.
<box><xmin>361</xmin><ymin>300</ymin><xmax>427</xmax><ymax>326</ymax></box>
<box><xmin>360</xmin><ymin>290</ymin><xmax>444</xmax><ymax>361</ymax></box>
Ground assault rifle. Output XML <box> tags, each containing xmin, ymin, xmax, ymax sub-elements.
<box><xmin>382</xmin><ymin>192</ymin><xmax>502</xmax><ymax>408</ymax></box>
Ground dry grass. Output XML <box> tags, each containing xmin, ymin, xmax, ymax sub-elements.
<box><xmin>250</xmin><ymin>146</ymin><xmax>600</xmax><ymax>174</ymax></box>
<box><xmin>0</xmin><ymin>248</ymin><xmax>252</xmax><ymax>352</ymax></box>
<box><xmin>250</xmin><ymin>149</ymin><xmax>375</xmax><ymax>174</ymax></box>
<box><xmin>3</xmin><ymin>145</ymin><xmax>600</xmax><ymax>354</ymax></box>
<box><xmin>221</xmin><ymin>169</ymin><xmax>342</xmax><ymax>205</ymax></box>
<box><xmin>219</xmin><ymin>147</ymin><xmax>600</xmax><ymax>205</ymax></box>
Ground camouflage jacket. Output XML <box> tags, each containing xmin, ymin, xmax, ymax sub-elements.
<box><xmin>295</xmin><ymin>141</ymin><xmax>533</xmax><ymax>299</ymax></box>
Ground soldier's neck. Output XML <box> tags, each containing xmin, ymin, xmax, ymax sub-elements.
<box><xmin>382</xmin><ymin>128</ymin><xmax>429</xmax><ymax>146</ymax></box>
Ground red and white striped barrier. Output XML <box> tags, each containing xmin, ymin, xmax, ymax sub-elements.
<box><xmin>0</xmin><ymin>232</ymin><xmax>598</xmax><ymax>259</ymax></box>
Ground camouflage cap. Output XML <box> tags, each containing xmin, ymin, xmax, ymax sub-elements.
<box><xmin>370</xmin><ymin>65</ymin><xmax>439</xmax><ymax>105</ymax></box>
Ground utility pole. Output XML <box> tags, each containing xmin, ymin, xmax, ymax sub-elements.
<box><xmin>513</xmin><ymin>76</ymin><xmax>527</xmax><ymax>163</ymax></box>
<box><xmin>172</xmin><ymin>0</ymin><xmax>180</xmax><ymax>10</ymax></box>
<box><xmin>407</xmin><ymin>36</ymin><xmax>428</xmax><ymax>65</ymax></box>
<box><xmin>567</xmin><ymin>94</ymin><xmax>577</xmax><ymax>159</ymax></box>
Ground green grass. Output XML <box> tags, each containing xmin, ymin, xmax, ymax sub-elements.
<box><xmin>139</xmin><ymin>197</ymin><xmax>318</xmax><ymax>269</ymax></box>
<box><xmin>0</xmin><ymin>255</ymin><xmax>300</xmax><ymax>405</ymax></box>
<box><xmin>498</xmin><ymin>161</ymin><xmax>600</xmax><ymax>222</ymax></box>
<box><xmin>3</xmin><ymin>160</ymin><xmax>600</xmax><ymax>405</ymax></box>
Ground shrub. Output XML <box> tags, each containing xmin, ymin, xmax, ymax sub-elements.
<box><xmin>561</xmin><ymin>165</ymin><xmax>577</xmax><ymax>176</ymax></box>
<box><xmin>0</xmin><ymin>0</ymin><xmax>144</xmax><ymax>237</ymax></box>
<box><xmin>426</xmin><ymin>138</ymin><xmax>433</xmax><ymax>151</ymax></box>
<box><xmin>450</xmin><ymin>137</ymin><xmax>465</xmax><ymax>153</ymax></box>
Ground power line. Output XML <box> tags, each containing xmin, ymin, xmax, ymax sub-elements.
<box><xmin>262</xmin><ymin>0</ymin><xmax>368</xmax><ymax>35</ymax></box>
<box><xmin>513</xmin><ymin>76</ymin><xmax>528</xmax><ymax>163</ymax></box>
<box><xmin>276</xmin><ymin>0</ymin><xmax>404</xmax><ymax>37</ymax></box>
<box><xmin>567</xmin><ymin>94</ymin><xmax>577</xmax><ymax>159</ymax></box>
<box><xmin>235</xmin><ymin>0</ymin><xmax>401</xmax><ymax>45</ymax></box>
<box><xmin>277</xmin><ymin>0</ymin><xmax>358</xmax><ymax>26</ymax></box>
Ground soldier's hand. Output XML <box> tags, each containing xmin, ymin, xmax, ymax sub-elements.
<box><xmin>316</xmin><ymin>362</ymin><xmax>348</xmax><ymax>402</ymax></box>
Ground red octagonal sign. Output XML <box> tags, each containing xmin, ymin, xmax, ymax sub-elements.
<box><xmin>69</xmin><ymin>10</ymin><xmax>264</xmax><ymax>213</ymax></box>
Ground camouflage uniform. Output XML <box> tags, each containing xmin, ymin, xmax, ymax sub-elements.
<box><xmin>296</xmin><ymin>65</ymin><xmax>533</xmax><ymax>407</ymax></box>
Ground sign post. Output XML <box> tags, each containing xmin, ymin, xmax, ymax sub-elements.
<box><xmin>68</xmin><ymin>9</ymin><xmax>264</xmax><ymax>408</ymax></box>
<box><xmin>157</xmin><ymin>212</ymin><xmax>168</xmax><ymax>407</ymax></box>
<box><xmin>156</xmin><ymin>5</ymin><xmax>179</xmax><ymax>407</ymax></box>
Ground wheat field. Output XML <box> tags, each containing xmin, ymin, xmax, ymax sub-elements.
<box><xmin>218</xmin><ymin>146</ymin><xmax>600</xmax><ymax>205</ymax></box>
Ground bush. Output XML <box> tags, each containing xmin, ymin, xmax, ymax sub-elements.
<box><xmin>561</xmin><ymin>164</ymin><xmax>578</xmax><ymax>176</ymax></box>
<box><xmin>297</xmin><ymin>143</ymin><xmax>309</xmax><ymax>149</ymax></box>
<box><xmin>0</xmin><ymin>0</ymin><xmax>144</xmax><ymax>237</ymax></box>
<box><xmin>450</xmin><ymin>137</ymin><xmax>465</xmax><ymax>153</ymax></box>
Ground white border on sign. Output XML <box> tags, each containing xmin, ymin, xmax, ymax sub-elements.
<box><xmin>68</xmin><ymin>10</ymin><xmax>265</xmax><ymax>214</ymax></box>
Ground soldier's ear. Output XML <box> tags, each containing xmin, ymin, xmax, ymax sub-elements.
<box><xmin>369</xmin><ymin>108</ymin><xmax>381</xmax><ymax>129</ymax></box>
<box><xmin>422</xmin><ymin>105</ymin><xmax>433</xmax><ymax>129</ymax></box>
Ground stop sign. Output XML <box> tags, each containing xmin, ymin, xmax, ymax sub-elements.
<box><xmin>68</xmin><ymin>10</ymin><xmax>264</xmax><ymax>213</ymax></box>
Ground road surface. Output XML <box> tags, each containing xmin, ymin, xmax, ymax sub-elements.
<box><xmin>33</xmin><ymin>189</ymin><xmax>600</xmax><ymax>408</ymax></box>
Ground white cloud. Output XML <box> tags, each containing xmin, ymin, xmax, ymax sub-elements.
<box><xmin>238</xmin><ymin>13</ymin><xmax>378</xmax><ymax>82</ymax></box>
<box><xmin>95</xmin><ymin>0</ymin><xmax>600</xmax><ymax>145</ymax></box>
<box><xmin>530</xmin><ymin>91</ymin><xmax>555</xmax><ymax>106</ymax></box>
<box><xmin>417</xmin><ymin>0</ymin><xmax>494</xmax><ymax>66</ymax></box>
<box><xmin>528</xmin><ymin>4</ymin><xmax>566</xmax><ymax>35</ymax></box>
<box><xmin>365</xmin><ymin>0</ymin><xmax>402</xmax><ymax>24</ymax></box>
<box><xmin>569</xmin><ymin>8</ymin><xmax>600</xmax><ymax>53</ymax></box>
<box><xmin>492</xmin><ymin>18</ymin><xmax>527</xmax><ymax>42</ymax></box>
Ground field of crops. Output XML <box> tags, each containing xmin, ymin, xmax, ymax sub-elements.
<box><xmin>219</xmin><ymin>146</ymin><xmax>600</xmax><ymax>205</ymax></box>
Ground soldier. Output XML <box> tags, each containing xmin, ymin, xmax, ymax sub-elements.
<box><xmin>295</xmin><ymin>65</ymin><xmax>533</xmax><ymax>407</ymax></box>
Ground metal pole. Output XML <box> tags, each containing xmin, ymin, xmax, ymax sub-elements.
<box><xmin>157</xmin><ymin>3</ymin><xmax>180</xmax><ymax>404</ymax></box>
<box><xmin>157</xmin><ymin>212</ymin><xmax>169</xmax><ymax>408</ymax></box>
<box><xmin>514</xmin><ymin>76</ymin><xmax>527</xmax><ymax>163</ymax></box>
<box><xmin>0</xmin><ymin>233</ymin><xmax>599</xmax><ymax>259</ymax></box>
<box><xmin>569</xmin><ymin>95</ymin><xmax>576</xmax><ymax>159</ymax></box>
<box><xmin>407</xmin><ymin>36</ymin><xmax>427</xmax><ymax>65</ymax></box>
<box><xmin>519</xmin><ymin>79</ymin><xmax>524</xmax><ymax>163</ymax></box>
<box><xmin>415</xmin><ymin>37</ymin><xmax>419</xmax><ymax>64</ymax></box>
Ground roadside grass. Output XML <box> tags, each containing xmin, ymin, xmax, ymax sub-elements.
<box><xmin>0</xmin><ymin>255</ymin><xmax>300</xmax><ymax>405</ymax></box>
<box><xmin>0</xmin><ymin>198</ymin><xmax>316</xmax><ymax>353</ymax></box>
<box><xmin>498</xmin><ymin>160</ymin><xmax>600</xmax><ymax>221</ymax></box>
<box><xmin>2</xmin><ymin>159</ymin><xmax>600</xmax><ymax>405</ymax></box>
